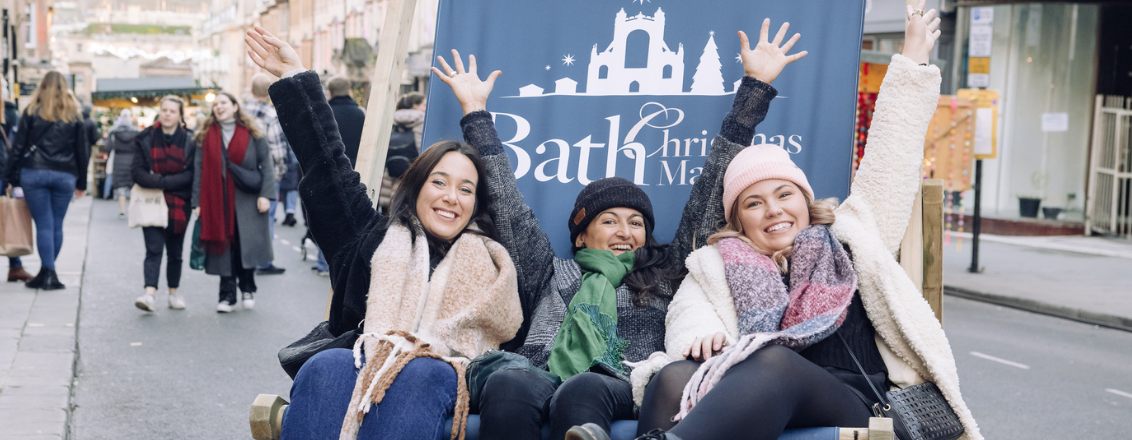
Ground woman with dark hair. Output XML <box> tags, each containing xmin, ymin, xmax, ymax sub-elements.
<box><xmin>572</xmin><ymin>8</ymin><xmax>981</xmax><ymax>440</ymax></box>
<box><xmin>3</xmin><ymin>70</ymin><xmax>89</xmax><ymax>290</ymax></box>
<box><xmin>132</xmin><ymin>95</ymin><xmax>196</xmax><ymax>312</ymax></box>
<box><xmin>427</xmin><ymin>19</ymin><xmax>803</xmax><ymax>437</ymax></box>
<box><xmin>245</xmin><ymin>27</ymin><xmax>522</xmax><ymax>440</ymax></box>
<box><xmin>191</xmin><ymin>91</ymin><xmax>275</xmax><ymax>313</ymax></box>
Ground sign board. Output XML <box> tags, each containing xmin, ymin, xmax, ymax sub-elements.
<box><xmin>968</xmin><ymin>6</ymin><xmax>994</xmax><ymax>88</ymax></box>
<box><xmin>1041</xmin><ymin>112</ymin><xmax>1068</xmax><ymax>132</ymax></box>
<box><xmin>957</xmin><ymin>89</ymin><xmax>999</xmax><ymax>160</ymax></box>
<box><xmin>425</xmin><ymin>0</ymin><xmax>866</xmax><ymax>256</ymax></box>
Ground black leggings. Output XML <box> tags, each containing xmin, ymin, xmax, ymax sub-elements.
<box><xmin>142</xmin><ymin>225</ymin><xmax>186</xmax><ymax>289</ymax></box>
<box><xmin>638</xmin><ymin>345</ymin><xmax>873</xmax><ymax>440</ymax></box>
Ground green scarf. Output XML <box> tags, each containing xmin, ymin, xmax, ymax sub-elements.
<box><xmin>547</xmin><ymin>249</ymin><xmax>636</xmax><ymax>380</ymax></box>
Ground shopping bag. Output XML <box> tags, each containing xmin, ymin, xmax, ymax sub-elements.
<box><xmin>127</xmin><ymin>184</ymin><xmax>168</xmax><ymax>229</ymax></box>
<box><xmin>0</xmin><ymin>196</ymin><xmax>34</xmax><ymax>257</ymax></box>
<box><xmin>189</xmin><ymin>218</ymin><xmax>205</xmax><ymax>270</ymax></box>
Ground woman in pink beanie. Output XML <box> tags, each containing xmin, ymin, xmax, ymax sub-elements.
<box><xmin>570</xmin><ymin>3</ymin><xmax>981</xmax><ymax>440</ymax></box>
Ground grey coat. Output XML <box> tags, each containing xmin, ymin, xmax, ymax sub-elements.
<box><xmin>459</xmin><ymin>76</ymin><xmax>778</xmax><ymax>382</ymax></box>
<box><xmin>191</xmin><ymin>130</ymin><xmax>276</xmax><ymax>275</ymax></box>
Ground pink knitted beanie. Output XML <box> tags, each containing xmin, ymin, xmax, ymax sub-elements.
<box><xmin>722</xmin><ymin>143</ymin><xmax>814</xmax><ymax>219</ymax></box>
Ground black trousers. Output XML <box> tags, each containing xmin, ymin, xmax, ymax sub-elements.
<box><xmin>142</xmin><ymin>225</ymin><xmax>187</xmax><ymax>289</ymax></box>
<box><xmin>638</xmin><ymin>345</ymin><xmax>874</xmax><ymax>440</ymax></box>
<box><xmin>219</xmin><ymin>225</ymin><xmax>256</xmax><ymax>304</ymax></box>
<box><xmin>478</xmin><ymin>369</ymin><xmax>635</xmax><ymax>440</ymax></box>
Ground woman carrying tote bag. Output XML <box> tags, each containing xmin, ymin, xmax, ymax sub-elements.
<box><xmin>131</xmin><ymin>95</ymin><xmax>197</xmax><ymax>312</ymax></box>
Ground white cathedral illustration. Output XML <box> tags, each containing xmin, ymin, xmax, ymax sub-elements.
<box><xmin>586</xmin><ymin>8</ymin><xmax>684</xmax><ymax>95</ymax></box>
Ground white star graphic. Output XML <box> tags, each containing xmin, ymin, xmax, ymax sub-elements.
<box><xmin>710</xmin><ymin>30</ymin><xmax>715</xmax><ymax>37</ymax></box>
<box><xmin>633</xmin><ymin>0</ymin><xmax>650</xmax><ymax>4</ymax></box>
<box><xmin>545</xmin><ymin>65</ymin><xmax>551</xmax><ymax>71</ymax></box>
<box><xmin>562</xmin><ymin>54</ymin><xmax>575</xmax><ymax>66</ymax></box>
<box><xmin>736</xmin><ymin>53</ymin><xmax>743</xmax><ymax>63</ymax></box>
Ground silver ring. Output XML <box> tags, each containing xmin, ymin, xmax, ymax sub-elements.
<box><xmin>447</xmin><ymin>70</ymin><xmax>456</xmax><ymax>76</ymax></box>
<box><xmin>914</xmin><ymin>8</ymin><xmax>924</xmax><ymax>16</ymax></box>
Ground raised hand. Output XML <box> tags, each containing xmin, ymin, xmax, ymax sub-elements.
<box><xmin>245</xmin><ymin>26</ymin><xmax>304</xmax><ymax>78</ymax></box>
<box><xmin>739</xmin><ymin>19</ymin><xmax>808</xmax><ymax>85</ymax></box>
<box><xmin>431</xmin><ymin>49</ymin><xmax>501</xmax><ymax>115</ymax></box>
<box><xmin>902</xmin><ymin>0</ymin><xmax>941</xmax><ymax>65</ymax></box>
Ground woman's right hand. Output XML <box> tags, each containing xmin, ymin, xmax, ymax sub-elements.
<box><xmin>683</xmin><ymin>331</ymin><xmax>730</xmax><ymax>362</ymax></box>
<box><xmin>245</xmin><ymin>26</ymin><xmax>304</xmax><ymax>78</ymax></box>
<box><xmin>739</xmin><ymin>19</ymin><xmax>808</xmax><ymax>85</ymax></box>
<box><xmin>432</xmin><ymin>49</ymin><xmax>501</xmax><ymax>116</ymax></box>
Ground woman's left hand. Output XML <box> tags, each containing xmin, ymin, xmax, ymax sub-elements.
<box><xmin>902</xmin><ymin>0</ymin><xmax>941</xmax><ymax>65</ymax></box>
<box><xmin>739</xmin><ymin>19</ymin><xmax>808</xmax><ymax>85</ymax></box>
<box><xmin>432</xmin><ymin>49</ymin><xmax>501</xmax><ymax>116</ymax></box>
<box><xmin>257</xmin><ymin>197</ymin><xmax>270</xmax><ymax>213</ymax></box>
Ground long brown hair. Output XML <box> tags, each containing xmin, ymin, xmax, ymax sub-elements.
<box><xmin>387</xmin><ymin>140</ymin><xmax>496</xmax><ymax>256</ymax></box>
<box><xmin>708</xmin><ymin>192</ymin><xmax>839</xmax><ymax>273</ymax></box>
<box><xmin>26</xmin><ymin>71</ymin><xmax>80</xmax><ymax>123</ymax></box>
<box><xmin>192</xmin><ymin>91</ymin><xmax>263</xmax><ymax>146</ymax></box>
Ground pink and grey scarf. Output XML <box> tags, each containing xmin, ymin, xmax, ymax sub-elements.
<box><xmin>676</xmin><ymin>225</ymin><xmax>858</xmax><ymax>420</ymax></box>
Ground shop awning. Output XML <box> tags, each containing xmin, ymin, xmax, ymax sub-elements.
<box><xmin>92</xmin><ymin>77</ymin><xmax>214</xmax><ymax>104</ymax></box>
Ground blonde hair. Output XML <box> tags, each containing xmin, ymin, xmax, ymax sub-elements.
<box><xmin>26</xmin><ymin>71</ymin><xmax>81</xmax><ymax>123</ymax></box>
<box><xmin>192</xmin><ymin>91</ymin><xmax>264</xmax><ymax>146</ymax></box>
<box><xmin>159</xmin><ymin>95</ymin><xmax>186</xmax><ymax>126</ymax></box>
<box><xmin>707</xmin><ymin>192</ymin><xmax>839</xmax><ymax>273</ymax></box>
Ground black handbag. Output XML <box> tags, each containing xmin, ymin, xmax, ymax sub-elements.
<box><xmin>466</xmin><ymin>350</ymin><xmax>561</xmax><ymax>413</ymax></box>
<box><xmin>278</xmin><ymin>321</ymin><xmax>361</xmax><ymax>379</ymax></box>
<box><xmin>836</xmin><ymin>331</ymin><xmax>964</xmax><ymax>440</ymax></box>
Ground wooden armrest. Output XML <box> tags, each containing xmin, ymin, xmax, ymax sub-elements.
<box><xmin>250</xmin><ymin>394</ymin><xmax>289</xmax><ymax>440</ymax></box>
<box><xmin>838</xmin><ymin>417</ymin><xmax>895</xmax><ymax>440</ymax></box>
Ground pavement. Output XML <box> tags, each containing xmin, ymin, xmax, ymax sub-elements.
<box><xmin>1</xmin><ymin>196</ymin><xmax>1131</xmax><ymax>438</ymax></box>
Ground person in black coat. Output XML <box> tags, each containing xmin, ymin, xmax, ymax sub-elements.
<box><xmin>326</xmin><ymin>77</ymin><xmax>364</xmax><ymax>165</ymax></box>
<box><xmin>81</xmin><ymin>104</ymin><xmax>101</xmax><ymax>150</ymax></box>
<box><xmin>106</xmin><ymin>110</ymin><xmax>139</xmax><ymax>218</ymax></box>
<box><xmin>130</xmin><ymin>96</ymin><xmax>197</xmax><ymax>312</ymax></box>
<box><xmin>3</xmin><ymin>71</ymin><xmax>89</xmax><ymax>290</ymax></box>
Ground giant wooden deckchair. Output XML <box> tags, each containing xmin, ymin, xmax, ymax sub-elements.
<box><xmin>249</xmin><ymin>0</ymin><xmax>947</xmax><ymax>437</ymax></box>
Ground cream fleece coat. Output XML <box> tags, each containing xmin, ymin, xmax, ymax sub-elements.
<box><xmin>630</xmin><ymin>55</ymin><xmax>981</xmax><ymax>440</ymax></box>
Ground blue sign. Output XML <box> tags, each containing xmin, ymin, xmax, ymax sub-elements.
<box><xmin>424</xmin><ymin>0</ymin><xmax>865</xmax><ymax>257</ymax></box>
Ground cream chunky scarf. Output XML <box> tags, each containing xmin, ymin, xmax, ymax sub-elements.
<box><xmin>339</xmin><ymin>220</ymin><xmax>521</xmax><ymax>440</ymax></box>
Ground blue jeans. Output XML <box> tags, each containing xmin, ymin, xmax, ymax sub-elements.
<box><xmin>20</xmin><ymin>168</ymin><xmax>76</xmax><ymax>270</ymax></box>
<box><xmin>282</xmin><ymin>348</ymin><xmax>457</xmax><ymax>440</ymax></box>
<box><xmin>316</xmin><ymin>247</ymin><xmax>329</xmax><ymax>272</ymax></box>
<box><xmin>283</xmin><ymin>190</ymin><xmax>298</xmax><ymax>214</ymax></box>
<box><xmin>102</xmin><ymin>173</ymin><xmax>112</xmax><ymax>199</ymax></box>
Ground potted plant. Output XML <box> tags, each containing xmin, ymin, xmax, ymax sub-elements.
<box><xmin>1018</xmin><ymin>195</ymin><xmax>1042</xmax><ymax>218</ymax></box>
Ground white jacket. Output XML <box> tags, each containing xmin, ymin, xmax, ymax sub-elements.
<box><xmin>632</xmin><ymin>55</ymin><xmax>981</xmax><ymax>440</ymax></box>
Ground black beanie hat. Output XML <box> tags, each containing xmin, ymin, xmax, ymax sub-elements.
<box><xmin>568</xmin><ymin>177</ymin><xmax>655</xmax><ymax>250</ymax></box>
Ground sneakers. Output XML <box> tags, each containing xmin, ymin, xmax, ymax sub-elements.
<box><xmin>242</xmin><ymin>292</ymin><xmax>255</xmax><ymax>310</ymax></box>
<box><xmin>118</xmin><ymin>212</ymin><xmax>125</xmax><ymax>220</ymax></box>
<box><xmin>134</xmin><ymin>293</ymin><xmax>156</xmax><ymax>312</ymax></box>
<box><xmin>565</xmin><ymin>424</ymin><xmax>679</xmax><ymax>440</ymax></box>
<box><xmin>168</xmin><ymin>292</ymin><xmax>186</xmax><ymax>310</ymax></box>
<box><xmin>216</xmin><ymin>301</ymin><xmax>235</xmax><ymax>313</ymax></box>
<box><xmin>256</xmin><ymin>265</ymin><xmax>286</xmax><ymax>275</ymax></box>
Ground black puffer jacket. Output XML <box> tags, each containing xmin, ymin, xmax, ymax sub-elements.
<box><xmin>5</xmin><ymin>110</ymin><xmax>90</xmax><ymax>190</ymax></box>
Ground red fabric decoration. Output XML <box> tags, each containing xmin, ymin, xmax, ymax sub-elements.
<box><xmin>199</xmin><ymin>123</ymin><xmax>250</xmax><ymax>255</ymax></box>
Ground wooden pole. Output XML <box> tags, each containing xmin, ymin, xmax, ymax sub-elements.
<box><xmin>922</xmin><ymin>179</ymin><xmax>945</xmax><ymax>324</ymax></box>
<box><xmin>899</xmin><ymin>176</ymin><xmax>925</xmax><ymax>294</ymax></box>
<box><xmin>354</xmin><ymin>0</ymin><xmax>419</xmax><ymax>201</ymax></box>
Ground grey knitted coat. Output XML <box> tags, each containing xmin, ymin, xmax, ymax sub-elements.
<box><xmin>459</xmin><ymin>77</ymin><xmax>778</xmax><ymax>382</ymax></box>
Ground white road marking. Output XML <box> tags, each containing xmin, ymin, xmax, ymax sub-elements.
<box><xmin>280</xmin><ymin>239</ymin><xmax>290</xmax><ymax>245</ymax></box>
<box><xmin>1106</xmin><ymin>389</ymin><xmax>1132</xmax><ymax>399</ymax></box>
<box><xmin>970</xmin><ymin>351</ymin><xmax>1030</xmax><ymax>369</ymax></box>
<box><xmin>130</xmin><ymin>342</ymin><xmax>142</xmax><ymax>346</ymax></box>
<box><xmin>292</xmin><ymin>246</ymin><xmax>302</xmax><ymax>252</ymax></box>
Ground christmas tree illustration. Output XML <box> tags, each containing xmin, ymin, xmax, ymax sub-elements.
<box><xmin>690</xmin><ymin>31</ymin><xmax>725</xmax><ymax>95</ymax></box>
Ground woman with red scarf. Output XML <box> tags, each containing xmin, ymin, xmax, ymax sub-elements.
<box><xmin>131</xmin><ymin>95</ymin><xmax>197</xmax><ymax>312</ymax></box>
<box><xmin>191</xmin><ymin>91</ymin><xmax>276</xmax><ymax>313</ymax></box>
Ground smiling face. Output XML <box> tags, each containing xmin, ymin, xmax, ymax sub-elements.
<box><xmin>414</xmin><ymin>151</ymin><xmax>478</xmax><ymax>242</ymax></box>
<box><xmin>211</xmin><ymin>94</ymin><xmax>236</xmax><ymax>121</ymax></box>
<box><xmin>575</xmin><ymin>207</ymin><xmax>647</xmax><ymax>255</ymax></box>
<box><xmin>735</xmin><ymin>179</ymin><xmax>811</xmax><ymax>254</ymax></box>
<box><xmin>158</xmin><ymin>100</ymin><xmax>181</xmax><ymax>127</ymax></box>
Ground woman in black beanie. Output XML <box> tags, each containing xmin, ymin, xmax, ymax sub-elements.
<box><xmin>431</xmin><ymin>33</ymin><xmax>801</xmax><ymax>438</ymax></box>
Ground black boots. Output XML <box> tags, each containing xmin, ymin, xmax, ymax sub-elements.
<box><xmin>565</xmin><ymin>424</ymin><xmax>681</xmax><ymax>440</ymax></box>
<box><xmin>25</xmin><ymin>268</ymin><xmax>65</xmax><ymax>290</ymax></box>
<box><xmin>281</xmin><ymin>213</ymin><xmax>297</xmax><ymax>227</ymax></box>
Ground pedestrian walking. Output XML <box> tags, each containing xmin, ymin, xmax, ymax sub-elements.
<box><xmin>376</xmin><ymin>92</ymin><xmax>424</xmax><ymax>211</ymax></box>
<box><xmin>0</xmin><ymin>76</ymin><xmax>33</xmax><ymax>283</ymax></box>
<box><xmin>246</xmin><ymin>26</ymin><xmax>521</xmax><ymax>440</ymax></box>
<box><xmin>244</xmin><ymin>73</ymin><xmax>287</xmax><ymax>276</ymax></box>
<box><xmin>191</xmin><ymin>91</ymin><xmax>275</xmax><ymax>313</ymax></box>
<box><xmin>311</xmin><ymin>76</ymin><xmax>367</xmax><ymax>276</ymax></box>
<box><xmin>131</xmin><ymin>95</ymin><xmax>196</xmax><ymax>312</ymax></box>
<box><xmin>569</xmin><ymin>10</ymin><xmax>981</xmax><ymax>440</ymax></box>
<box><xmin>2</xmin><ymin>70</ymin><xmax>90</xmax><ymax>290</ymax></box>
<box><xmin>106</xmin><ymin>110</ymin><xmax>139</xmax><ymax>218</ymax></box>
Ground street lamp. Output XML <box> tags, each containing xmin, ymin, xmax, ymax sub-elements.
<box><xmin>130</xmin><ymin>97</ymin><xmax>137</xmax><ymax>103</ymax></box>
<box><xmin>205</xmin><ymin>92</ymin><xmax>215</xmax><ymax>102</ymax></box>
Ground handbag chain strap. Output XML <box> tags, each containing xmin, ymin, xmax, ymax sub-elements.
<box><xmin>835</xmin><ymin>330</ymin><xmax>891</xmax><ymax>411</ymax></box>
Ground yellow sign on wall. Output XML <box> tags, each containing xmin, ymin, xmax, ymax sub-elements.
<box><xmin>957</xmin><ymin>89</ymin><xmax>1000</xmax><ymax>160</ymax></box>
<box><xmin>968</xmin><ymin>57</ymin><xmax>990</xmax><ymax>74</ymax></box>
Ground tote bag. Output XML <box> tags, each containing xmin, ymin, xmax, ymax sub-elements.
<box><xmin>0</xmin><ymin>196</ymin><xmax>34</xmax><ymax>257</ymax></box>
<box><xmin>127</xmin><ymin>184</ymin><xmax>168</xmax><ymax>229</ymax></box>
